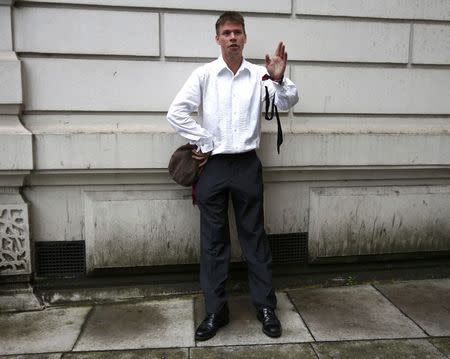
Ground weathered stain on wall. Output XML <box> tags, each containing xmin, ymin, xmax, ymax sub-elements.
<box><xmin>309</xmin><ymin>186</ymin><xmax>450</xmax><ymax>258</ymax></box>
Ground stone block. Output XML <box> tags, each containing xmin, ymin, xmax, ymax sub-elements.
<box><xmin>23</xmin><ymin>186</ymin><xmax>89</xmax><ymax>247</ymax></box>
<box><xmin>0</xmin><ymin>6</ymin><xmax>12</xmax><ymax>50</ymax></box>
<box><xmin>14</xmin><ymin>7</ymin><xmax>159</xmax><ymax>56</ymax></box>
<box><xmin>309</xmin><ymin>185</ymin><xmax>450</xmax><ymax>259</ymax></box>
<box><xmin>246</xmin><ymin>18</ymin><xmax>409</xmax><ymax>63</ymax></box>
<box><xmin>21</xmin><ymin>58</ymin><xmax>199</xmax><ymax>111</ymax></box>
<box><xmin>18</xmin><ymin>0</ymin><xmax>291</xmax><ymax>13</ymax></box>
<box><xmin>292</xmin><ymin>65</ymin><xmax>450</xmax><ymax>114</ymax></box>
<box><xmin>0</xmin><ymin>116</ymin><xmax>32</xmax><ymax>170</ymax></box>
<box><xmin>165</xmin><ymin>14</ymin><xmax>409</xmax><ymax>63</ymax></box>
<box><xmin>163</xmin><ymin>14</ymin><xmax>219</xmax><ymax>58</ymax></box>
<box><xmin>0</xmin><ymin>52</ymin><xmax>21</xmax><ymax>107</ymax></box>
<box><xmin>413</xmin><ymin>24</ymin><xmax>450</xmax><ymax>64</ymax></box>
<box><xmin>296</xmin><ymin>0</ymin><xmax>450</xmax><ymax>21</ymax></box>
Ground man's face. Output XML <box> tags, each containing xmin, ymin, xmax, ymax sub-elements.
<box><xmin>215</xmin><ymin>21</ymin><xmax>247</xmax><ymax>59</ymax></box>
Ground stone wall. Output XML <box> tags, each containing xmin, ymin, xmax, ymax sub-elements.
<box><xmin>1</xmin><ymin>0</ymin><xmax>449</xmax><ymax>276</ymax></box>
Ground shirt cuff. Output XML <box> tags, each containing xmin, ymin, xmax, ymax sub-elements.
<box><xmin>190</xmin><ymin>137</ymin><xmax>214</xmax><ymax>154</ymax></box>
<box><xmin>272</xmin><ymin>77</ymin><xmax>286</xmax><ymax>86</ymax></box>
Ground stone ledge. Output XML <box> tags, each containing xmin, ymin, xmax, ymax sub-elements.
<box><xmin>23</xmin><ymin>166</ymin><xmax>450</xmax><ymax>186</ymax></box>
<box><xmin>25</xmin><ymin>129</ymin><xmax>450</xmax><ymax>170</ymax></box>
<box><xmin>19</xmin><ymin>114</ymin><xmax>450</xmax><ymax>170</ymax></box>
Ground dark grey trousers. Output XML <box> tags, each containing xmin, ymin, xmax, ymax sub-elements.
<box><xmin>196</xmin><ymin>150</ymin><xmax>277</xmax><ymax>314</ymax></box>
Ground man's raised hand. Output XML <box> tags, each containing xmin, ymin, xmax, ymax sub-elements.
<box><xmin>265</xmin><ymin>42</ymin><xmax>287</xmax><ymax>82</ymax></box>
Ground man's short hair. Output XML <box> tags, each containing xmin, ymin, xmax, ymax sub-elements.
<box><xmin>215</xmin><ymin>11</ymin><xmax>246</xmax><ymax>35</ymax></box>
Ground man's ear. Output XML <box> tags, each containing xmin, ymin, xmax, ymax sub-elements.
<box><xmin>215</xmin><ymin>34</ymin><xmax>219</xmax><ymax>44</ymax></box>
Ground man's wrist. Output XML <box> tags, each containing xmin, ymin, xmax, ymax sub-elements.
<box><xmin>262</xmin><ymin>73</ymin><xmax>284</xmax><ymax>84</ymax></box>
<box><xmin>272</xmin><ymin>74</ymin><xmax>284</xmax><ymax>84</ymax></box>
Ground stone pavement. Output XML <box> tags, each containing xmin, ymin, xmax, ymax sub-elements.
<box><xmin>1</xmin><ymin>278</ymin><xmax>449</xmax><ymax>358</ymax></box>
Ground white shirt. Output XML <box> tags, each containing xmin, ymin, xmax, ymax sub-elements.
<box><xmin>167</xmin><ymin>56</ymin><xmax>299</xmax><ymax>155</ymax></box>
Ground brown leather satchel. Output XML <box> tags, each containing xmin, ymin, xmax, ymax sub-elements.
<box><xmin>168</xmin><ymin>144</ymin><xmax>201</xmax><ymax>187</ymax></box>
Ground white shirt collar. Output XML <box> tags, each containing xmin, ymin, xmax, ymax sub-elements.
<box><xmin>214</xmin><ymin>56</ymin><xmax>251</xmax><ymax>76</ymax></box>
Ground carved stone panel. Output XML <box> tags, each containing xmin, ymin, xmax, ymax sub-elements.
<box><xmin>0</xmin><ymin>205</ymin><xmax>31</xmax><ymax>275</ymax></box>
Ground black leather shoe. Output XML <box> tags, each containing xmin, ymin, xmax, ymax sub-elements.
<box><xmin>195</xmin><ymin>304</ymin><xmax>229</xmax><ymax>341</ymax></box>
<box><xmin>257</xmin><ymin>307</ymin><xmax>282</xmax><ymax>338</ymax></box>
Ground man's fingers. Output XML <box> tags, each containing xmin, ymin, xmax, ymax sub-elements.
<box><xmin>275</xmin><ymin>41</ymin><xmax>283</xmax><ymax>57</ymax></box>
<box><xmin>191</xmin><ymin>154</ymin><xmax>208</xmax><ymax>167</ymax></box>
<box><xmin>191</xmin><ymin>149</ymin><xmax>210</xmax><ymax>167</ymax></box>
<box><xmin>198</xmin><ymin>158</ymin><xmax>208</xmax><ymax>167</ymax></box>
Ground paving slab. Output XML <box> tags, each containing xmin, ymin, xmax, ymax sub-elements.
<box><xmin>62</xmin><ymin>348</ymin><xmax>188</xmax><ymax>358</ymax></box>
<box><xmin>313</xmin><ymin>339</ymin><xmax>447</xmax><ymax>359</ymax></box>
<box><xmin>429</xmin><ymin>338</ymin><xmax>450</xmax><ymax>358</ymax></box>
<box><xmin>194</xmin><ymin>292</ymin><xmax>313</xmax><ymax>347</ymax></box>
<box><xmin>73</xmin><ymin>298</ymin><xmax>194</xmax><ymax>351</ymax></box>
<box><xmin>191</xmin><ymin>343</ymin><xmax>317</xmax><ymax>358</ymax></box>
<box><xmin>289</xmin><ymin>284</ymin><xmax>426</xmax><ymax>341</ymax></box>
<box><xmin>0</xmin><ymin>355</ymin><xmax>62</xmax><ymax>359</ymax></box>
<box><xmin>375</xmin><ymin>279</ymin><xmax>450</xmax><ymax>336</ymax></box>
<box><xmin>0</xmin><ymin>307</ymin><xmax>91</xmax><ymax>356</ymax></box>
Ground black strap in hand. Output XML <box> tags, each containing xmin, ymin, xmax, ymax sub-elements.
<box><xmin>264</xmin><ymin>86</ymin><xmax>283</xmax><ymax>154</ymax></box>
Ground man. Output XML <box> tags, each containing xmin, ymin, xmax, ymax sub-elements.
<box><xmin>167</xmin><ymin>11</ymin><xmax>299</xmax><ymax>340</ymax></box>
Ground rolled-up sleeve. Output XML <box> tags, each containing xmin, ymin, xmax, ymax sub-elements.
<box><xmin>167</xmin><ymin>67</ymin><xmax>214</xmax><ymax>153</ymax></box>
<box><xmin>272</xmin><ymin>77</ymin><xmax>299</xmax><ymax>111</ymax></box>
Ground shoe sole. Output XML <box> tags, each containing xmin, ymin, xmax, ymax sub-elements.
<box><xmin>194</xmin><ymin>317</ymin><xmax>229</xmax><ymax>341</ymax></box>
<box><xmin>262</xmin><ymin>327</ymin><xmax>282</xmax><ymax>338</ymax></box>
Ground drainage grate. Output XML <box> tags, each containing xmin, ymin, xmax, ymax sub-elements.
<box><xmin>268</xmin><ymin>232</ymin><xmax>308</xmax><ymax>264</ymax></box>
<box><xmin>35</xmin><ymin>241</ymin><xmax>85</xmax><ymax>277</ymax></box>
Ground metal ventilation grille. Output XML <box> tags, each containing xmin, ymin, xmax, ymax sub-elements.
<box><xmin>35</xmin><ymin>241</ymin><xmax>85</xmax><ymax>277</ymax></box>
<box><xmin>268</xmin><ymin>232</ymin><xmax>308</xmax><ymax>264</ymax></box>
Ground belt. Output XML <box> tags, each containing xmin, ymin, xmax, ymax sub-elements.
<box><xmin>211</xmin><ymin>150</ymin><xmax>256</xmax><ymax>160</ymax></box>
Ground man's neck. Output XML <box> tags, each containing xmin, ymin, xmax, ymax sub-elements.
<box><xmin>222</xmin><ymin>54</ymin><xmax>243</xmax><ymax>75</ymax></box>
